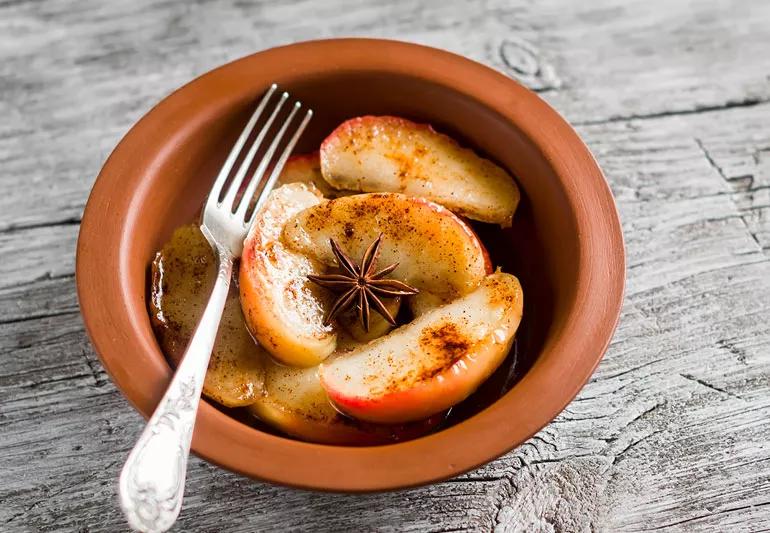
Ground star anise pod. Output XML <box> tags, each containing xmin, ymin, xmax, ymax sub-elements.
<box><xmin>307</xmin><ymin>234</ymin><xmax>419</xmax><ymax>332</ymax></box>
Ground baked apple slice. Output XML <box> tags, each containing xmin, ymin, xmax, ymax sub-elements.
<box><xmin>247</xmin><ymin>349</ymin><xmax>444</xmax><ymax>445</ymax></box>
<box><xmin>150</xmin><ymin>224</ymin><xmax>264</xmax><ymax>407</ymax></box>
<box><xmin>320</xmin><ymin>116</ymin><xmax>520</xmax><ymax>226</ymax></box>
<box><xmin>282</xmin><ymin>193</ymin><xmax>492</xmax><ymax>301</ymax></box>
<box><xmin>319</xmin><ymin>272</ymin><xmax>523</xmax><ymax>424</ymax></box>
<box><xmin>408</xmin><ymin>292</ymin><xmax>447</xmax><ymax>318</ymax></box>
<box><xmin>240</xmin><ymin>183</ymin><xmax>336</xmax><ymax>367</ymax></box>
<box><xmin>275</xmin><ymin>152</ymin><xmax>341</xmax><ymax>198</ymax></box>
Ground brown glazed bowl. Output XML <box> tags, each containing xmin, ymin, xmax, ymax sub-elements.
<box><xmin>77</xmin><ymin>39</ymin><xmax>624</xmax><ymax>492</ymax></box>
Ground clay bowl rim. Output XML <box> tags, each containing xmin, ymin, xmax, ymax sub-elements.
<box><xmin>76</xmin><ymin>38</ymin><xmax>625</xmax><ymax>492</ymax></box>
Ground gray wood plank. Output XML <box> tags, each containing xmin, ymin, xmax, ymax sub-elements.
<box><xmin>2</xmin><ymin>0</ymin><xmax>770</xmax><ymax>531</ymax></box>
<box><xmin>0</xmin><ymin>224</ymin><xmax>78</xmax><ymax>322</ymax></box>
<box><xmin>2</xmin><ymin>0</ymin><xmax>769</xmax><ymax>230</ymax></box>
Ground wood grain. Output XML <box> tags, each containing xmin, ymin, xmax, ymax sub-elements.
<box><xmin>1</xmin><ymin>0</ymin><xmax>769</xmax><ymax>531</ymax></box>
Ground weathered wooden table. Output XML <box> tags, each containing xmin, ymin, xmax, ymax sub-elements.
<box><xmin>2</xmin><ymin>1</ymin><xmax>769</xmax><ymax>531</ymax></box>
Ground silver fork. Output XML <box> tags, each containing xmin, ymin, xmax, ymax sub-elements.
<box><xmin>118</xmin><ymin>84</ymin><xmax>312</xmax><ymax>533</ymax></box>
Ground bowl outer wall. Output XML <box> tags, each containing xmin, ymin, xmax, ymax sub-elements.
<box><xmin>76</xmin><ymin>38</ymin><xmax>625</xmax><ymax>492</ymax></box>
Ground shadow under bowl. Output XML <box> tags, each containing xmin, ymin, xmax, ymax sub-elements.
<box><xmin>76</xmin><ymin>38</ymin><xmax>624</xmax><ymax>492</ymax></box>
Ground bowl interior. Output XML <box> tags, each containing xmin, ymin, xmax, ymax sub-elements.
<box><xmin>133</xmin><ymin>71</ymin><xmax>576</xmax><ymax>432</ymax></box>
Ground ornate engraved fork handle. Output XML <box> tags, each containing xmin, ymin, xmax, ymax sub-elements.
<box><xmin>119</xmin><ymin>252</ymin><xmax>233</xmax><ymax>533</ymax></box>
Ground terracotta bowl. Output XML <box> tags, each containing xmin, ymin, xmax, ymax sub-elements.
<box><xmin>77</xmin><ymin>39</ymin><xmax>624</xmax><ymax>492</ymax></box>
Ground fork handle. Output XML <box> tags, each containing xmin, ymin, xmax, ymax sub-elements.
<box><xmin>118</xmin><ymin>252</ymin><xmax>234</xmax><ymax>533</ymax></box>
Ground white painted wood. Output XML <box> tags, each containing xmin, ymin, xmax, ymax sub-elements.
<box><xmin>1</xmin><ymin>0</ymin><xmax>769</xmax><ymax>531</ymax></box>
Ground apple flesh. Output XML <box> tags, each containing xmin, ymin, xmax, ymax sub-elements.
<box><xmin>282</xmin><ymin>192</ymin><xmax>492</xmax><ymax>302</ymax></box>
<box><xmin>240</xmin><ymin>183</ymin><xmax>337</xmax><ymax>367</ymax></box>
<box><xmin>408</xmin><ymin>291</ymin><xmax>447</xmax><ymax>318</ymax></box>
<box><xmin>319</xmin><ymin>272</ymin><xmax>524</xmax><ymax>424</ymax></box>
<box><xmin>275</xmin><ymin>152</ymin><xmax>347</xmax><ymax>198</ymax></box>
<box><xmin>320</xmin><ymin>116</ymin><xmax>520</xmax><ymax>226</ymax></box>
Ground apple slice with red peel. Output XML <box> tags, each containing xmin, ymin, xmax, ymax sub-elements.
<box><xmin>320</xmin><ymin>116</ymin><xmax>521</xmax><ymax>226</ymax></box>
<box><xmin>282</xmin><ymin>193</ymin><xmax>492</xmax><ymax>301</ymax></box>
<box><xmin>240</xmin><ymin>183</ymin><xmax>337</xmax><ymax>367</ymax></box>
<box><xmin>247</xmin><ymin>351</ymin><xmax>444</xmax><ymax>445</ymax></box>
<box><xmin>319</xmin><ymin>272</ymin><xmax>523</xmax><ymax>424</ymax></box>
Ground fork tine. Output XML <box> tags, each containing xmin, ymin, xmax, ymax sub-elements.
<box><xmin>236</xmin><ymin>104</ymin><xmax>311</xmax><ymax>222</ymax></box>
<box><xmin>232</xmin><ymin>102</ymin><xmax>300</xmax><ymax>219</ymax></box>
<box><xmin>220</xmin><ymin>91</ymin><xmax>289</xmax><ymax>211</ymax></box>
<box><xmin>249</xmin><ymin>109</ymin><xmax>313</xmax><ymax>220</ymax></box>
<box><xmin>205</xmin><ymin>84</ymin><xmax>277</xmax><ymax>210</ymax></box>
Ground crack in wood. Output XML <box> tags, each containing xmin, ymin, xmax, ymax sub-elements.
<box><xmin>592</xmin><ymin>357</ymin><xmax>666</xmax><ymax>381</ymax></box>
<box><xmin>716</xmin><ymin>338</ymin><xmax>749</xmax><ymax>365</ymax></box>
<box><xmin>644</xmin><ymin>500</ymin><xmax>770</xmax><ymax>530</ymax></box>
<box><xmin>574</xmin><ymin>97</ymin><xmax>770</xmax><ymax>126</ymax></box>
<box><xmin>701</xmin><ymin>212</ymin><xmax>747</xmax><ymax>225</ymax></box>
<box><xmin>679</xmin><ymin>373</ymin><xmax>745</xmax><ymax>401</ymax></box>
<box><xmin>694</xmin><ymin>137</ymin><xmax>729</xmax><ymax>181</ymax></box>
<box><xmin>0</xmin><ymin>309</ymin><xmax>79</xmax><ymax>328</ymax></box>
<box><xmin>599</xmin><ymin>402</ymin><xmax>663</xmax><ymax>454</ymax></box>
<box><xmin>560</xmin><ymin>408</ymin><xmax>617</xmax><ymax>422</ymax></box>
<box><xmin>727</xmin><ymin>174</ymin><xmax>756</xmax><ymax>192</ymax></box>
<box><xmin>81</xmin><ymin>349</ymin><xmax>106</xmax><ymax>387</ymax></box>
<box><xmin>521</xmin><ymin>457</ymin><xmax>567</xmax><ymax>468</ymax></box>
<box><xmin>611</xmin><ymin>429</ymin><xmax>664</xmax><ymax>466</ymax></box>
<box><xmin>0</xmin><ymin>217</ymin><xmax>81</xmax><ymax>235</ymax></box>
<box><xmin>732</xmin><ymin>215</ymin><xmax>760</xmax><ymax>253</ymax></box>
<box><xmin>695</xmin><ymin>137</ymin><xmax>766</xmax><ymax>252</ymax></box>
<box><xmin>20</xmin><ymin>372</ymin><xmax>95</xmax><ymax>389</ymax></box>
<box><xmin>446</xmin><ymin>475</ymin><xmax>504</xmax><ymax>484</ymax></box>
<box><xmin>529</xmin><ymin>433</ymin><xmax>558</xmax><ymax>452</ymax></box>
